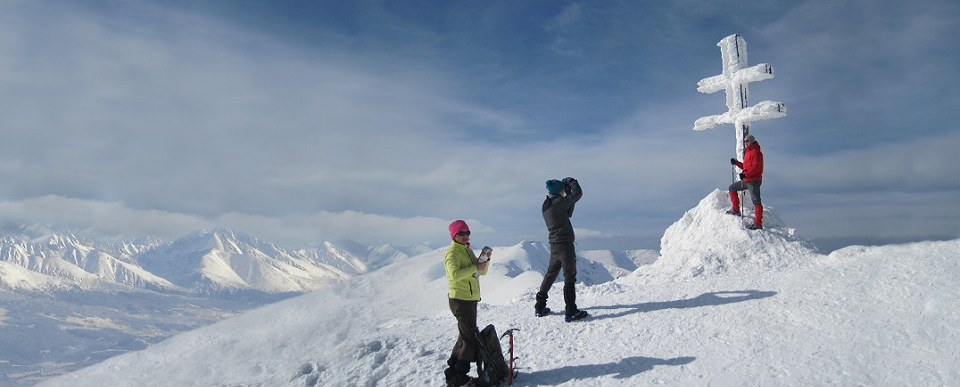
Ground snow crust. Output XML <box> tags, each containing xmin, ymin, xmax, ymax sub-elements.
<box><xmin>37</xmin><ymin>191</ymin><xmax>960</xmax><ymax>387</ymax></box>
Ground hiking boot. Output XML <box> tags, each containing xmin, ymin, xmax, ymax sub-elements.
<box><xmin>747</xmin><ymin>224</ymin><xmax>763</xmax><ymax>230</ymax></box>
<box><xmin>565</xmin><ymin>310</ymin><xmax>589</xmax><ymax>322</ymax></box>
<box><xmin>443</xmin><ymin>370</ymin><xmax>464</xmax><ymax>387</ymax></box>
<box><xmin>444</xmin><ymin>360</ymin><xmax>472</xmax><ymax>387</ymax></box>
<box><xmin>726</xmin><ymin>209</ymin><xmax>742</xmax><ymax>216</ymax></box>
<box><xmin>535</xmin><ymin>307</ymin><xmax>551</xmax><ymax>317</ymax></box>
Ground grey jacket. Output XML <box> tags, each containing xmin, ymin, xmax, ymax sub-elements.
<box><xmin>542</xmin><ymin>178</ymin><xmax>582</xmax><ymax>243</ymax></box>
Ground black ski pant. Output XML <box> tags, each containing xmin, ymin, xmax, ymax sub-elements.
<box><xmin>536</xmin><ymin>241</ymin><xmax>578</xmax><ymax>316</ymax></box>
<box><xmin>448</xmin><ymin>298</ymin><xmax>479</xmax><ymax>363</ymax></box>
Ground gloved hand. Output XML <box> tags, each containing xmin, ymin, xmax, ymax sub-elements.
<box><xmin>739</xmin><ymin>173</ymin><xmax>746</xmax><ymax>179</ymax></box>
<box><xmin>730</xmin><ymin>158</ymin><xmax>737</xmax><ymax>165</ymax></box>
<box><xmin>562</xmin><ymin>177</ymin><xmax>575</xmax><ymax>184</ymax></box>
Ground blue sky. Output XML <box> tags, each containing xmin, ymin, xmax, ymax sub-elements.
<box><xmin>0</xmin><ymin>0</ymin><xmax>957</xmax><ymax>252</ymax></box>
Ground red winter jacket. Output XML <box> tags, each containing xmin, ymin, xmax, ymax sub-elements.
<box><xmin>735</xmin><ymin>142</ymin><xmax>764</xmax><ymax>182</ymax></box>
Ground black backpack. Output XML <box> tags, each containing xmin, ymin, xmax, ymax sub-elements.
<box><xmin>475</xmin><ymin>324</ymin><xmax>510</xmax><ymax>386</ymax></box>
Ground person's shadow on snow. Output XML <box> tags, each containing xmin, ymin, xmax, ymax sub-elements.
<box><xmin>589</xmin><ymin>290</ymin><xmax>777</xmax><ymax>321</ymax></box>
<box><xmin>518</xmin><ymin>356</ymin><xmax>696</xmax><ymax>385</ymax></box>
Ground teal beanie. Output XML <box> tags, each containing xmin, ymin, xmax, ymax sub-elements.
<box><xmin>545</xmin><ymin>179</ymin><xmax>565</xmax><ymax>195</ymax></box>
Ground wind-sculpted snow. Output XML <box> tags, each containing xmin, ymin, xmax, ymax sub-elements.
<box><xmin>36</xmin><ymin>191</ymin><xmax>960</xmax><ymax>386</ymax></box>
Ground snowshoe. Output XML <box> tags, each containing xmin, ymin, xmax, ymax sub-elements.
<box><xmin>535</xmin><ymin>308</ymin><xmax>551</xmax><ymax>317</ymax></box>
<box><xmin>725</xmin><ymin>209</ymin><xmax>742</xmax><ymax>216</ymax></box>
<box><xmin>746</xmin><ymin>224</ymin><xmax>763</xmax><ymax>230</ymax></box>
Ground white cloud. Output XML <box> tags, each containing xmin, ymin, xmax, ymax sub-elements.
<box><xmin>0</xmin><ymin>196</ymin><xmax>212</xmax><ymax>240</ymax></box>
<box><xmin>214</xmin><ymin>210</ymin><xmax>456</xmax><ymax>248</ymax></box>
<box><xmin>0</xmin><ymin>195</ymin><xmax>461</xmax><ymax>248</ymax></box>
<box><xmin>0</xmin><ymin>1</ymin><xmax>956</xmax><ymax>252</ymax></box>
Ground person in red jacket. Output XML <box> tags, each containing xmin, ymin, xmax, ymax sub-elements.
<box><xmin>727</xmin><ymin>134</ymin><xmax>765</xmax><ymax>230</ymax></box>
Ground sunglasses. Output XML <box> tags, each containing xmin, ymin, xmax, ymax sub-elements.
<box><xmin>456</xmin><ymin>230</ymin><xmax>471</xmax><ymax>236</ymax></box>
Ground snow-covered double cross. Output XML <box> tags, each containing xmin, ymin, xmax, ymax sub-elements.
<box><xmin>694</xmin><ymin>34</ymin><xmax>785</xmax><ymax>159</ymax></box>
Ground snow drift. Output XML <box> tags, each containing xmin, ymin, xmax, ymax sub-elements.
<box><xmin>646</xmin><ymin>189</ymin><xmax>817</xmax><ymax>278</ymax></box>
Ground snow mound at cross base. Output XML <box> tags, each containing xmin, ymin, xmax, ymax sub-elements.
<box><xmin>640</xmin><ymin>189</ymin><xmax>818</xmax><ymax>279</ymax></box>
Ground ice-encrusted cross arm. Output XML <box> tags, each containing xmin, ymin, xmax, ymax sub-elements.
<box><xmin>694</xmin><ymin>34</ymin><xmax>786</xmax><ymax>159</ymax></box>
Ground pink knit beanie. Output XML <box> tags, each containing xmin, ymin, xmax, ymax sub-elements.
<box><xmin>448</xmin><ymin>220</ymin><xmax>469</xmax><ymax>240</ymax></box>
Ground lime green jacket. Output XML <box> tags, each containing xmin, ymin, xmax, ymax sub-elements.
<box><xmin>444</xmin><ymin>241</ymin><xmax>488</xmax><ymax>301</ymax></box>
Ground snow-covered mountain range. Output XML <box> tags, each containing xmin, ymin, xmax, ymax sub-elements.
<box><xmin>1</xmin><ymin>225</ymin><xmax>648</xmax><ymax>296</ymax></box>
<box><xmin>0</xmin><ymin>224</ymin><xmax>650</xmax><ymax>385</ymax></box>
<box><xmin>34</xmin><ymin>189</ymin><xmax>959</xmax><ymax>387</ymax></box>
<box><xmin>0</xmin><ymin>226</ymin><xmax>447</xmax><ymax>385</ymax></box>
<box><xmin>0</xmin><ymin>227</ymin><xmax>433</xmax><ymax>295</ymax></box>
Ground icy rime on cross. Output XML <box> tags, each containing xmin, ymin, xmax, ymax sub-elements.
<box><xmin>694</xmin><ymin>34</ymin><xmax>785</xmax><ymax>160</ymax></box>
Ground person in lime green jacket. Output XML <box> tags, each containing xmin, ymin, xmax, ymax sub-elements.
<box><xmin>443</xmin><ymin>220</ymin><xmax>491</xmax><ymax>387</ymax></box>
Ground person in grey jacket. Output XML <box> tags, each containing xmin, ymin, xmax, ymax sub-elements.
<box><xmin>535</xmin><ymin>177</ymin><xmax>589</xmax><ymax>322</ymax></box>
